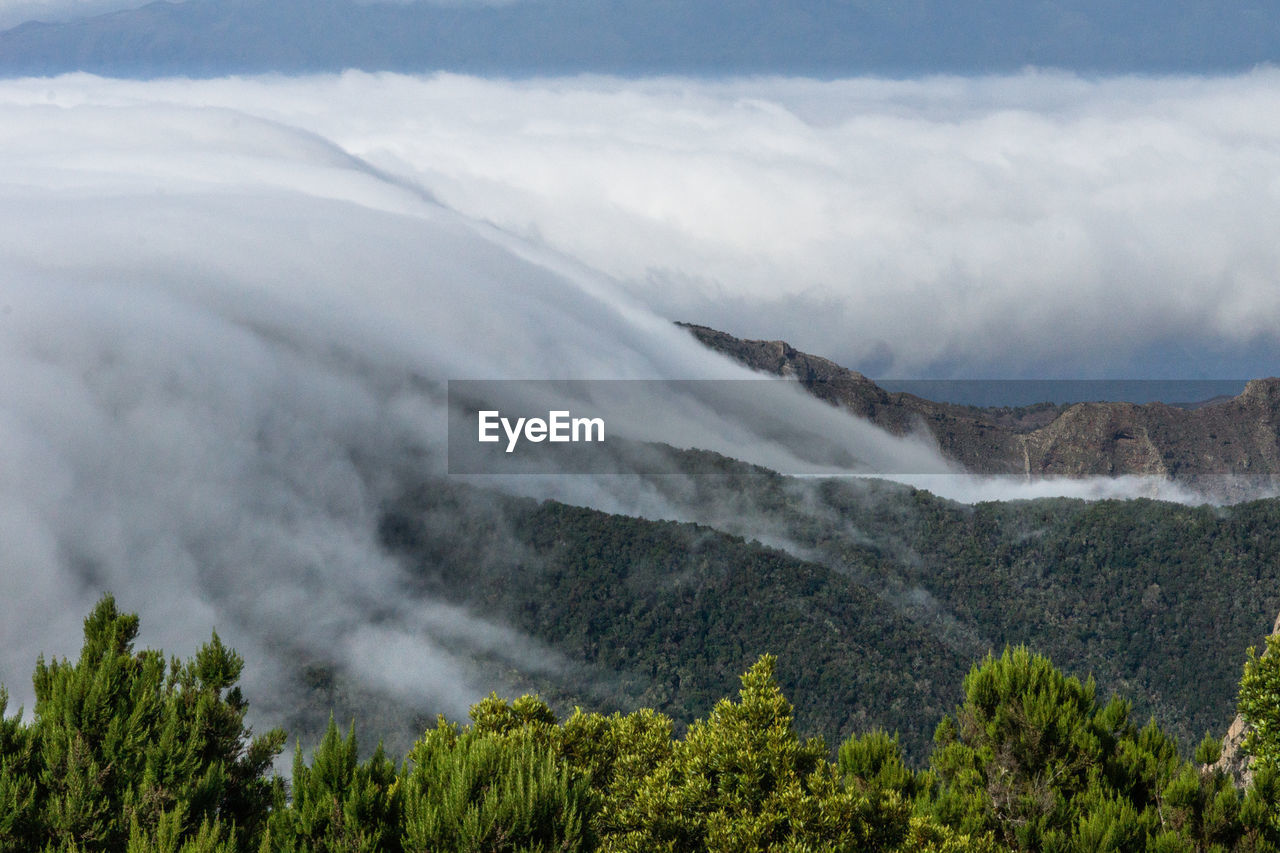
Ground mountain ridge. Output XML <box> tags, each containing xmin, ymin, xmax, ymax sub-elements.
<box><xmin>680</xmin><ymin>322</ymin><xmax>1280</xmax><ymax>497</ymax></box>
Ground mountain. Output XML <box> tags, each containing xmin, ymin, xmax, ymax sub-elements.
<box><xmin>363</xmin><ymin>455</ymin><xmax>1280</xmax><ymax>763</ymax></box>
<box><xmin>3</xmin><ymin>0</ymin><xmax>1280</xmax><ymax>78</ymax></box>
<box><xmin>681</xmin><ymin>323</ymin><xmax>1280</xmax><ymax>497</ymax></box>
<box><xmin>272</xmin><ymin>329</ymin><xmax>1280</xmax><ymax>761</ymax></box>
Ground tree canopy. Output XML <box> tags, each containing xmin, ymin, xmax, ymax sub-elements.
<box><xmin>2</xmin><ymin>596</ymin><xmax>1280</xmax><ymax>851</ymax></box>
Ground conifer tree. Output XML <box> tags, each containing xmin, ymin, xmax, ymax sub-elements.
<box><xmin>604</xmin><ymin>655</ymin><xmax>910</xmax><ymax>852</ymax></box>
<box><xmin>126</xmin><ymin>804</ymin><xmax>235</xmax><ymax>853</ymax></box>
<box><xmin>261</xmin><ymin>718</ymin><xmax>400</xmax><ymax>853</ymax></box>
<box><xmin>25</xmin><ymin>595</ymin><xmax>283</xmax><ymax>851</ymax></box>
<box><xmin>400</xmin><ymin>716</ymin><xmax>594</xmax><ymax>852</ymax></box>
<box><xmin>0</xmin><ymin>688</ymin><xmax>38</xmax><ymax>852</ymax></box>
<box><xmin>930</xmin><ymin>646</ymin><xmax>1131</xmax><ymax>849</ymax></box>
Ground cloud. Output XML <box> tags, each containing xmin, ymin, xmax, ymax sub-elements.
<box><xmin>1</xmin><ymin>70</ymin><xmax>1273</xmax><ymax>735</ymax></box>
<box><xmin>74</xmin><ymin>68</ymin><xmax>1272</xmax><ymax>381</ymax></box>
<box><xmin>0</xmin><ymin>81</ymin><xmax>954</xmax><ymax>728</ymax></box>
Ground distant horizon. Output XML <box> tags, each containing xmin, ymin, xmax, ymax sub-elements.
<box><xmin>2</xmin><ymin>0</ymin><xmax>1278</xmax><ymax>79</ymax></box>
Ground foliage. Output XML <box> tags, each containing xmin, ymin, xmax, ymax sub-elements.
<box><xmin>5</xmin><ymin>593</ymin><xmax>1280</xmax><ymax>852</ymax></box>
<box><xmin>838</xmin><ymin>730</ymin><xmax>931</xmax><ymax>803</ymax></box>
<box><xmin>401</xmin><ymin>717</ymin><xmax>593</xmax><ymax>852</ymax></box>
<box><xmin>928</xmin><ymin>646</ymin><xmax>1266</xmax><ymax>852</ymax></box>
<box><xmin>380</xmin><ymin>472</ymin><xmax>1280</xmax><ymax>759</ymax></box>
<box><xmin>381</xmin><ymin>480</ymin><xmax>971</xmax><ymax>761</ymax></box>
<box><xmin>601</xmin><ymin>656</ymin><xmax>910</xmax><ymax>852</ymax></box>
<box><xmin>2</xmin><ymin>595</ymin><xmax>284</xmax><ymax>852</ymax></box>
<box><xmin>1240</xmin><ymin>634</ymin><xmax>1280</xmax><ymax>773</ymax></box>
<box><xmin>261</xmin><ymin>718</ymin><xmax>400</xmax><ymax>852</ymax></box>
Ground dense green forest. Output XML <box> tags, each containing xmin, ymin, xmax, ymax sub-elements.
<box><xmin>4</xmin><ymin>596</ymin><xmax>1280</xmax><ymax>851</ymax></box>
<box><xmin>378</xmin><ymin>461</ymin><xmax>1280</xmax><ymax>760</ymax></box>
<box><xmin>13</xmin><ymin>458</ymin><xmax>1280</xmax><ymax>849</ymax></box>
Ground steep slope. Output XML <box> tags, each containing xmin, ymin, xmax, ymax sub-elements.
<box><xmin>376</xmin><ymin>477</ymin><xmax>972</xmax><ymax>762</ymax></box>
<box><xmin>370</xmin><ymin>463</ymin><xmax>1280</xmax><ymax>761</ymax></box>
<box><xmin>681</xmin><ymin>323</ymin><xmax>1280</xmax><ymax>495</ymax></box>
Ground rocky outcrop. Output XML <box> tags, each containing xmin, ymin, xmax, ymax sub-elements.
<box><xmin>681</xmin><ymin>323</ymin><xmax>1280</xmax><ymax>496</ymax></box>
<box><xmin>1212</xmin><ymin>609</ymin><xmax>1280</xmax><ymax>786</ymax></box>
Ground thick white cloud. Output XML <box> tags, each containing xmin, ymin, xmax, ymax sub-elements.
<box><xmin>0</xmin><ymin>79</ymin><xmax>951</xmax><ymax>724</ymax></box>
<box><xmin>52</xmin><ymin>69</ymin><xmax>1272</xmax><ymax>380</ymax></box>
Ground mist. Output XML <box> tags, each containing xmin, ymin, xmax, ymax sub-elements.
<box><xmin>52</xmin><ymin>68</ymin><xmax>1272</xmax><ymax>381</ymax></box>
<box><xmin>1</xmin><ymin>71</ymin><xmax>1272</xmax><ymax>735</ymax></box>
<box><xmin>0</xmin><ymin>82</ymin><xmax>951</xmax><ymax>730</ymax></box>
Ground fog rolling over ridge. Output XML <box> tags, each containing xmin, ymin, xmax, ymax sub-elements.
<box><xmin>2</xmin><ymin>72</ymin><xmax>1278</xmax><ymax>741</ymax></box>
<box><xmin>41</xmin><ymin>70</ymin><xmax>1280</xmax><ymax>381</ymax></box>
<box><xmin>0</xmin><ymin>83</ymin><xmax>954</xmax><ymax>732</ymax></box>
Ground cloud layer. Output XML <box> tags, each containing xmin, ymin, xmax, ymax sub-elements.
<box><xmin>2</xmin><ymin>70</ymin><xmax>1276</xmax><ymax>732</ymax></box>
<box><xmin>0</xmin><ymin>78</ymin><xmax>952</xmax><ymax>726</ymax></box>
<box><xmin>78</xmin><ymin>69</ymin><xmax>1272</xmax><ymax>381</ymax></box>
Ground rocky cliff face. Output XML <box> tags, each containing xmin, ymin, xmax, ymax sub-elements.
<box><xmin>1212</xmin><ymin>608</ymin><xmax>1280</xmax><ymax>786</ymax></box>
<box><xmin>681</xmin><ymin>323</ymin><xmax>1280</xmax><ymax>497</ymax></box>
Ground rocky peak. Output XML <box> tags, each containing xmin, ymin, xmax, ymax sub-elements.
<box><xmin>682</xmin><ymin>323</ymin><xmax>1280</xmax><ymax>496</ymax></box>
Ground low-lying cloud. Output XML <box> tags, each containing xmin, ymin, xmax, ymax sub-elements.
<box><xmin>0</xmin><ymin>81</ymin><xmax>951</xmax><ymax>728</ymax></box>
<box><xmin>1</xmin><ymin>70</ymin><xmax>1273</xmax><ymax>734</ymax></box>
<box><xmin>14</xmin><ymin>71</ymin><xmax>1280</xmax><ymax>379</ymax></box>
<box><xmin>55</xmin><ymin>69</ymin><xmax>1271</xmax><ymax>381</ymax></box>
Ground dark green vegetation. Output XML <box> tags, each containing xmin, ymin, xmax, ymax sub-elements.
<box><xmin>1239</xmin><ymin>635</ymin><xmax>1280</xmax><ymax>775</ymax></box>
<box><xmin>380</xmin><ymin>479</ymin><xmax>970</xmax><ymax>762</ymax></box>
<box><xmin>5</xmin><ymin>598</ymin><xmax>1280</xmax><ymax>851</ymax></box>
<box><xmin>379</xmin><ymin>464</ymin><xmax>1280</xmax><ymax>761</ymax></box>
<box><xmin>0</xmin><ymin>598</ymin><xmax>283</xmax><ymax>852</ymax></box>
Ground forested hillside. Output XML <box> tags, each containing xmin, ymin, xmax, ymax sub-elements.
<box><xmin>378</xmin><ymin>459</ymin><xmax>1280</xmax><ymax>759</ymax></box>
<box><xmin>4</xmin><ymin>597</ymin><xmax>1280</xmax><ymax>851</ymax></box>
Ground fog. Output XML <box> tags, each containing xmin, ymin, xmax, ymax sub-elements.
<box><xmin>1</xmin><ymin>71</ymin><xmax>1273</xmax><ymax>732</ymax></box>
<box><xmin>0</xmin><ymin>82</ymin><xmax>948</xmax><ymax>727</ymax></box>
<box><xmin>90</xmin><ymin>69</ymin><xmax>1273</xmax><ymax>380</ymax></box>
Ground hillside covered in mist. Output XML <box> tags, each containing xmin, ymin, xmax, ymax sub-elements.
<box><xmin>366</xmin><ymin>457</ymin><xmax>1280</xmax><ymax>763</ymax></box>
<box><xmin>6</xmin><ymin>71</ymin><xmax>1280</xmax><ymax>853</ymax></box>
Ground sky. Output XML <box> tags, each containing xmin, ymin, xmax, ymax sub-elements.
<box><xmin>0</xmin><ymin>0</ymin><xmax>506</xmax><ymax>29</ymax></box>
<box><xmin>0</xmin><ymin>0</ymin><xmax>137</xmax><ymax>27</ymax></box>
<box><xmin>0</xmin><ymin>0</ymin><xmax>515</xmax><ymax>32</ymax></box>
<box><xmin>2</xmin><ymin>0</ymin><xmax>1279</xmax><ymax>77</ymax></box>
